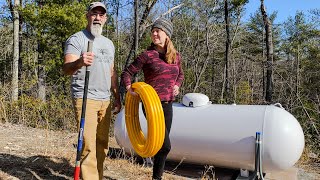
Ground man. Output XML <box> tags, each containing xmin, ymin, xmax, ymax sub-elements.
<box><xmin>63</xmin><ymin>2</ymin><xmax>121</xmax><ymax>179</ymax></box>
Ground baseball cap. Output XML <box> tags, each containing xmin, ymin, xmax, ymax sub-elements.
<box><xmin>87</xmin><ymin>2</ymin><xmax>107</xmax><ymax>13</ymax></box>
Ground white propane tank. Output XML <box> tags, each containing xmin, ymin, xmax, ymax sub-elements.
<box><xmin>114</xmin><ymin>93</ymin><xmax>305</xmax><ymax>172</ymax></box>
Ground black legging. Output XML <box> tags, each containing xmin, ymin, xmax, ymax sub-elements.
<box><xmin>142</xmin><ymin>101</ymin><xmax>173</xmax><ymax>180</ymax></box>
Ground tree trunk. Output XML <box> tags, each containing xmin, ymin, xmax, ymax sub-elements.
<box><xmin>37</xmin><ymin>1</ymin><xmax>46</xmax><ymax>102</ymax></box>
<box><xmin>120</xmin><ymin>0</ymin><xmax>157</xmax><ymax>101</ymax></box>
<box><xmin>296</xmin><ymin>45</ymin><xmax>300</xmax><ymax>97</ymax></box>
<box><xmin>133</xmin><ymin>0</ymin><xmax>139</xmax><ymax>82</ymax></box>
<box><xmin>120</xmin><ymin>0</ymin><xmax>144</xmax><ymax>100</ymax></box>
<box><xmin>38</xmin><ymin>65</ymin><xmax>46</xmax><ymax>101</ymax></box>
<box><xmin>262</xmin><ymin>29</ymin><xmax>265</xmax><ymax>100</ymax></box>
<box><xmin>123</xmin><ymin>0</ymin><xmax>157</xmax><ymax>69</ymax></box>
<box><xmin>260</xmin><ymin>0</ymin><xmax>273</xmax><ymax>103</ymax></box>
<box><xmin>11</xmin><ymin>0</ymin><xmax>20</xmax><ymax>101</ymax></box>
<box><xmin>224</xmin><ymin>0</ymin><xmax>231</xmax><ymax>103</ymax></box>
<box><xmin>134</xmin><ymin>0</ymin><xmax>139</xmax><ymax>58</ymax></box>
<box><xmin>18</xmin><ymin>0</ymin><xmax>23</xmax><ymax>87</ymax></box>
<box><xmin>115</xmin><ymin>0</ymin><xmax>120</xmax><ymax>69</ymax></box>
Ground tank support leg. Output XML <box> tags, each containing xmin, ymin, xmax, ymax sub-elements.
<box><xmin>236</xmin><ymin>132</ymin><xmax>265</xmax><ymax>180</ymax></box>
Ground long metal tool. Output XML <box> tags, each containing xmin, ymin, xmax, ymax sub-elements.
<box><xmin>74</xmin><ymin>41</ymin><xmax>93</xmax><ymax>180</ymax></box>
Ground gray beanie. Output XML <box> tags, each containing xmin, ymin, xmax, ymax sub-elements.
<box><xmin>151</xmin><ymin>18</ymin><xmax>173</xmax><ymax>38</ymax></box>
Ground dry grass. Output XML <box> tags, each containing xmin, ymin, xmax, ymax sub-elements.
<box><xmin>1</xmin><ymin>118</ymin><xmax>317</xmax><ymax>176</ymax></box>
<box><xmin>0</xmin><ymin>123</ymin><xmax>217</xmax><ymax>180</ymax></box>
<box><xmin>1</xmin><ymin>123</ymin><xmax>320</xmax><ymax>180</ymax></box>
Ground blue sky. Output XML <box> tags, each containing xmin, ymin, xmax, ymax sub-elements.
<box><xmin>244</xmin><ymin>0</ymin><xmax>319</xmax><ymax>23</ymax></box>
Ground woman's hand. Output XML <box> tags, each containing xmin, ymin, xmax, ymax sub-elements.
<box><xmin>173</xmin><ymin>85</ymin><xmax>180</xmax><ymax>96</ymax></box>
<box><xmin>126</xmin><ymin>85</ymin><xmax>138</xmax><ymax>96</ymax></box>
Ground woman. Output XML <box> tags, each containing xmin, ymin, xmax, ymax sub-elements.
<box><xmin>121</xmin><ymin>17</ymin><xmax>184</xmax><ymax>180</ymax></box>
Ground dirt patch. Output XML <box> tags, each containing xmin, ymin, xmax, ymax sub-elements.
<box><xmin>0</xmin><ymin>123</ymin><xmax>319</xmax><ymax>180</ymax></box>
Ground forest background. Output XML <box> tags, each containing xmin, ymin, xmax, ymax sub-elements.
<box><xmin>0</xmin><ymin>0</ymin><xmax>319</xmax><ymax>167</ymax></box>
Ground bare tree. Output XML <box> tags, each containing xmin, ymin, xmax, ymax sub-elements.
<box><xmin>134</xmin><ymin>0</ymin><xmax>139</xmax><ymax>58</ymax></box>
<box><xmin>12</xmin><ymin>0</ymin><xmax>20</xmax><ymax>101</ymax></box>
<box><xmin>124</xmin><ymin>0</ymin><xmax>158</xmax><ymax>68</ymax></box>
<box><xmin>114</xmin><ymin>0</ymin><xmax>120</xmax><ymax>69</ymax></box>
<box><xmin>37</xmin><ymin>1</ymin><xmax>46</xmax><ymax>101</ymax></box>
<box><xmin>260</xmin><ymin>0</ymin><xmax>273</xmax><ymax>103</ymax></box>
<box><xmin>223</xmin><ymin>0</ymin><xmax>231</xmax><ymax>103</ymax></box>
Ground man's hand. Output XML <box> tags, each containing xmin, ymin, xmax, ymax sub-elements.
<box><xmin>113</xmin><ymin>99</ymin><xmax>122</xmax><ymax>115</ymax></box>
<box><xmin>63</xmin><ymin>52</ymin><xmax>95</xmax><ymax>75</ymax></box>
<box><xmin>80</xmin><ymin>52</ymin><xmax>94</xmax><ymax>66</ymax></box>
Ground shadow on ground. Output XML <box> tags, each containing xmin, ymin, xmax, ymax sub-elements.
<box><xmin>0</xmin><ymin>153</ymin><xmax>72</xmax><ymax>179</ymax></box>
<box><xmin>107</xmin><ymin>147</ymin><xmax>240</xmax><ymax>180</ymax></box>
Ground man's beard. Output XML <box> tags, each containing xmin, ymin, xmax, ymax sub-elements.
<box><xmin>90</xmin><ymin>23</ymin><xmax>103</xmax><ymax>37</ymax></box>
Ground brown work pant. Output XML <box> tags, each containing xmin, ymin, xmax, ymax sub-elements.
<box><xmin>73</xmin><ymin>98</ymin><xmax>111</xmax><ymax>180</ymax></box>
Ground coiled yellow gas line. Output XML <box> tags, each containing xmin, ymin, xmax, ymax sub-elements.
<box><xmin>125</xmin><ymin>82</ymin><xmax>165</xmax><ymax>157</ymax></box>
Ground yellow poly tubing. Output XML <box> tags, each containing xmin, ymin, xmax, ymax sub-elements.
<box><xmin>125</xmin><ymin>82</ymin><xmax>165</xmax><ymax>157</ymax></box>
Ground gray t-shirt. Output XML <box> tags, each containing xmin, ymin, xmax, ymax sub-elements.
<box><xmin>64</xmin><ymin>29</ymin><xmax>115</xmax><ymax>100</ymax></box>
